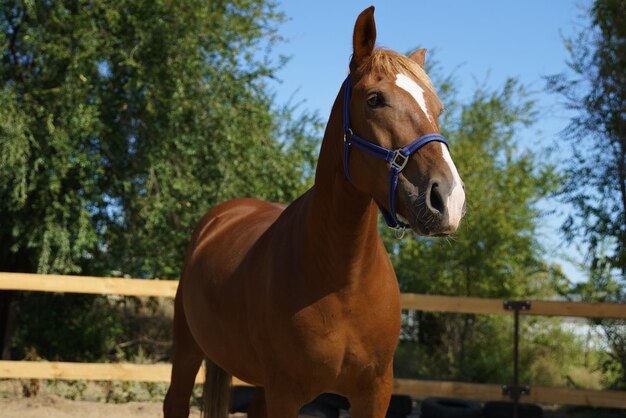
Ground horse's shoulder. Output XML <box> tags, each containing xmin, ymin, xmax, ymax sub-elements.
<box><xmin>189</xmin><ymin>198</ymin><xmax>283</xmax><ymax>244</ymax></box>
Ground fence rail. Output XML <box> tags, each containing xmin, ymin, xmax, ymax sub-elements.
<box><xmin>2</xmin><ymin>272</ymin><xmax>626</xmax><ymax>409</ymax></box>
<box><xmin>3</xmin><ymin>272</ymin><xmax>625</xmax><ymax>319</ymax></box>
<box><xmin>400</xmin><ymin>293</ymin><xmax>626</xmax><ymax>319</ymax></box>
<box><xmin>1</xmin><ymin>360</ymin><xmax>625</xmax><ymax>409</ymax></box>
<box><xmin>0</xmin><ymin>272</ymin><xmax>178</xmax><ymax>298</ymax></box>
<box><xmin>0</xmin><ymin>360</ymin><xmax>248</xmax><ymax>385</ymax></box>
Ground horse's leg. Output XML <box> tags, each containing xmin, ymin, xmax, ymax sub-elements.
<box><xmin>348</xmin><ymin>367</ymin><xmax>394</xmax><ymax>418</ymax></box>
<box><xmin>247</xmin><ymin>387</ymin><xmax>267</xmax><ymax>418</ymax></box>
<box><xmin>164</xmin><ymin>288</ymin><xmax>203</xmax><ymax>418</ymax></box>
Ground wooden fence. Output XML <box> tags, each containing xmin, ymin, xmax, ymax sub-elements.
<box><xmin>1</xmin><ymin>272</ymin><xmax>626</xmax><ymax>409</ymax></box>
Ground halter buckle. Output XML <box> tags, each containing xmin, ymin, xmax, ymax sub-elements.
<box><xmin>391</xmin><ymin>151</ymin><xmax>409</xmax><ymax>171</ymax></box>
<box><xmin>343</xmin><ymin>129</ymin><xmax>353</xmax><ymax>143</ymax></box>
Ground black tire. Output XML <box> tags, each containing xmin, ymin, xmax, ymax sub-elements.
<box><xmin>314</xmin><ymin>393</ymin><xmax>351</xmax><ymax>410</ymax></box>
<box><xmin>229</xmin><ymin>386</ymin><xmax>256</xmax><ymax>413</ymax></box>
<box><xmin>483</xmin><ymin>401</ymin><xmax>543</xmax><ymax>418</ymax></box>
<box><xmin>386</xmin><ymin>394</ymin><xmax>413</xmax><ymax>417</ymax></box>
<box><xmin>299</xmin><ymin>400</ymin><xmax>340</xmax><ymax>418</ymax></box>
<box><xmin>420</xmin><ymin>397</ymin><xmax>482</xmax><ymax>418</ymax></box>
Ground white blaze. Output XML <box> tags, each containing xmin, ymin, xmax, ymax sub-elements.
<box><xmin>395</xmin><ymin>73</ymin><xmax>433</xmax><ymax>123</ymax></box>
<box><xmin>395</xmin><ymin>73</ymin><xmax>465</xmax><ymax>230</ymax></box>
<box><xmin>440</xmin><ymin>143</ymin><xmax>465</xmax><ymax>229</ymax></box>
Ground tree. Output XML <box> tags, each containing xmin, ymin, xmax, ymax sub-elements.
<box><xmin>545</xmin><ymin>0</ymin><xmax>625</xmax><ymax>280</ymax></box>
<box><xmin>546</xmin><ymin>0</ymin><xmax>626</xmax><ymax>389</ymax></box>
<box><xmin>387</xmin><ymin>67</ymin><xmax>583</xmax><ymax>386</ymax></box>
<box><xmin>0</xmin><ymin>0</ymin><xmax>320</xmax><ymax>360</ymax></box>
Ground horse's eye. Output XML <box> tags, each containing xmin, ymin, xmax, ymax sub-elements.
<box><xmin>367</xmin><ymin>92</ymin><xmax>384</xmax><ymax>108</ymax></box>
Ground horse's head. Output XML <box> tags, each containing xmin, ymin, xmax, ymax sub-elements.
<box><xmin>343</xmin><ymin>7</ymin><xmax>465</xmax><ymax>237</ymax></box>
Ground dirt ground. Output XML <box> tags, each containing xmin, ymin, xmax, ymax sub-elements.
<box><xmin>1</xmin><ymin>381</ymin><xmax>622</xmax><ymax>418</ymax></box>
<box><xmin>0</xmin><ymin>379</ymin><xmax>186</xmax><ymax>418</ymax></box>
<box><xmin>0</xmin><ymin>395</ymin><xmax>260</xmax><ymax>418</ymax></box>
<box><xmin>0</xmin><ymin>394</ymin><xmax>176</xmax><ymax>418</ymax></box>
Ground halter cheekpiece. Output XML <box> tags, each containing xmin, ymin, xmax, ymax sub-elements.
<box><xmin>342</xmin><ymin>74</ymin><xmax>449</xmax><ymax>230</ymax></box>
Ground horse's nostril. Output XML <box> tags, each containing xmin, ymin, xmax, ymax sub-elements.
<box><xmin>429</xmin><ymin>183</ymin><xmax>445</xmax><ymax>214</ymax></box>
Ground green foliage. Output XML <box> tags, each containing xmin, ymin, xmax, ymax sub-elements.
<box><xmin>0</xmin><ymin>0</ymin><xmax>320</xmax><ymax>360</ymax></box>
<box><xmin>546</xmin><ymin>0</ymin><xmax>626</xmax><ymax>389</ymax></box>
<box><xmin>395</xmin><ymin>315</ymin><xmax>586</xmax><ymax>387</ymax></box>
<box><xmin>0</xmin><ymin>0</ymin><xmax>94</xmax><ymax>271</ymax></box>
<box><xmin>545</xmin><ymin>0</ymin><xmax>626</xmax><ymax>276</ymax></box>
<box><xmin>0</xmin><ymin>0</ymin><xmax>321</xmax><ymax>278</ymax></box>
<box><xmin>12</xmin><ymin>294</ymin><xmax>123</xmax><ymax>361</ymax></box>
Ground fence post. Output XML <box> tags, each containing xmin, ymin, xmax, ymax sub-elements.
<box><xmin>502</xmin><ymin>300</ymin><xmax>531</xmax><ymax>418</ymax></box>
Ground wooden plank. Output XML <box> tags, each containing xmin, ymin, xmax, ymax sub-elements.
<box><xmin>0</xmin><ymin>361</ymin><xmax>250</xmax><ymax>386</ymax></box>
<box><xmin>530</xmin><ymin>300</ymin><xmax>626</xmax><ymax>319</ymax></box>
<box><xmin>400</xmin><ymin>294</ymin><xmax>626</xmax><ymax>319</ymax></box>
<box><xmin>0</xmin><ymin>273</ymin><xmax>178</xmax><ymax>298</ymax></box>
<box><xmin>394</xmin><ymin>378</ymin><xmax>505</xmax><ymax>400</ymax></box>
<box><xmin>0</xmin><ymin>360</ymin><xmax>174</xmax><ymax>382</ymax></box>
<box><xmin>394</xmin><ymin>378</ymin><xmax>626</xmax><ymax>409</ymax></box>
<box><xmin>401</xmin><ymin>294</ymin><xmax>505</xmax><ymax>316</ymax></box>
<box><xmin>528</xmin><ymin>386</ymin><xmax>626</xmax><ymax>409</ymax></box>
<box><xmin>1</xmin><ymin>361</ymin><xmax>625</xmax><ymax>409</ymax></box>
<box><xmin>1</xmin><ymin>273</ymin><xmax>625</xmax><ymax>319</ymax></box>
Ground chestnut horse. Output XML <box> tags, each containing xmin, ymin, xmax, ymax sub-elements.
<box><xmin>164</xmin><ymin>6</ymin><xmax>465</xmax><ymax>418</ymax></box>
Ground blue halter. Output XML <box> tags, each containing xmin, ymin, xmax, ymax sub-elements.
<box><xmin>342</xmin><ymin>74</ymin><xmax>449</xmax><ymax>229</ymax></box>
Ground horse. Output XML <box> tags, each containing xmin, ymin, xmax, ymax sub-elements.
<box><xmin>163</xmin><ymin>6</ymin><xmax>465</xmax><ymax>418</ymax></box>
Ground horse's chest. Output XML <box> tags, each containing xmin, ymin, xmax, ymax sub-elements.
<box><xmin>282</xmin><ymin>290</ymin><xmax>401</xmax><ymax>384</ymax></box>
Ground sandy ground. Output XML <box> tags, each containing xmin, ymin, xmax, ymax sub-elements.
<box><xmin>0</xmin><ymin>378</ymin><xmax>185</xmax><ymax>418</ymax></box>
<box><xmin>0</xmin><ymin>395</ymin><xmax>606</xmax><ymax>418</ymax></box>
<box><xmin>0</xmin><ymin>396</ymin><xmax>256</xmax><ymax>418</ymax></box>
<box><xmin>0</xmin><ymin>396</ymin><xmax>340</xmax><ymax>418</ymax></box>
<box><xmin>0</xmin><ymin>394</ymin><xmax>177</xmax><ymax>418</ymax></box>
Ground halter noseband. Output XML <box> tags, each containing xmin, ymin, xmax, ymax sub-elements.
<box><xmin>342</xmin><ymin>74</ymin><xmax>449</xmax><ymax>230</ymax></box>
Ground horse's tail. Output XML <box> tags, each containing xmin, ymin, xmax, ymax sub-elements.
<box><xmin>202</xmin><ymin>358</ymin><xmax>231</xmax><ymax>418</ymax></box>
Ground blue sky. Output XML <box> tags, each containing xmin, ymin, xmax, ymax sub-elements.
<box><xmin>271</xmin><ymin>1</ymin><xmax>584</xmax><ymax>111</ymax></box>
<box><xmin>269</xmin><ymin>1</ymin><xmax>589</xmax><ymax>283</ymax></box>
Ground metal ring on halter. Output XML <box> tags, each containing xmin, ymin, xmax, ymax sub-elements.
<box><xmin>393</xmin><ymin>227</ymin><xmax>407</xmax><ymax>239</ymax></box>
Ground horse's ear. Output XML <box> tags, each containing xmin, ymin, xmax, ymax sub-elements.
<box><xmin>409</xmin><ymin>48</ymin><xmax>427</xmax><ymax>67</ymax></box>
<box><xmin>351</xmin><ymin>6</ymin><xmax>376</xmax><ymax>70</ymax></box>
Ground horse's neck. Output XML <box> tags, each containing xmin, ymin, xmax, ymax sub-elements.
<box><xmin>302</xmin><ymin>90</ymin><xmax>386</xmax><ymax>284</ymax></box>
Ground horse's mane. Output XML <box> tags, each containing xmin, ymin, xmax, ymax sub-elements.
<box><xmin>361</xmin><ymin>48</ymin><xmax>442</xmax><ymax>111</ymax></box>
